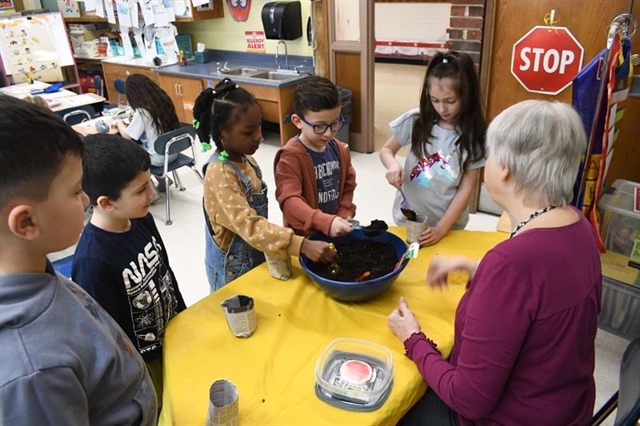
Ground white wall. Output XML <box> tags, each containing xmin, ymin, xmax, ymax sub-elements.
<box><xmin>375</xmin><ymin>3</ymin><xmax>451</xmax><ymax>41</ymax></box>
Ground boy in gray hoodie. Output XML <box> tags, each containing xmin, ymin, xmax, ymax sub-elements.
<box><xmin>0</xmin><ymin>96</ymin><xmax>157</xmax><ymax>424</ymax></box>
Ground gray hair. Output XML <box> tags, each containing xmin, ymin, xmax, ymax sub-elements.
<box><xmin>487</xmin><ymin>100</ymin><xmax>586</xmax><ymax>207</ymax></box>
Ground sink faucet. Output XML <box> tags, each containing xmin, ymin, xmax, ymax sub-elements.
<box><xmin>275</xmin><ymin>40</ymin><xmax>289</xmax><ymax>70</ymax></box>
<box><xmin>216</xmin><ymin>61</ymin><xmax>228</xmax><ymax>73</ymax></box>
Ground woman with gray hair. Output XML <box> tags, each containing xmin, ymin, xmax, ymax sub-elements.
<box><xmin>387</xmin><ymin>100</ymin><xmax>602</xmax><ymax>425</ymax></box>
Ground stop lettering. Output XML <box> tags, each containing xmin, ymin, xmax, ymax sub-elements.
<box><xmin>511</xmin><ymin>26</ymin><xmax>584</xmax><ymax>95</ymax></box>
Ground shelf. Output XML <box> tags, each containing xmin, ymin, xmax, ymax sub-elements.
<box><xmin>63</xmin><ymin>16</ymin><xmax>108</xmax><ymax>23</ymax></box>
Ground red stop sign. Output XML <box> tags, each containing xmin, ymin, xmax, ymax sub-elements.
<box><xmin>511</xmin><ymin>26</ymin><xmax>584</xmax><ymax>95</ymax></box>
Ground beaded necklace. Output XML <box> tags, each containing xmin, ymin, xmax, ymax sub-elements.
<box><xmin>509</xmin><ymin>205</ymin><xmax>557</xmax><ymax>238</ymax></box>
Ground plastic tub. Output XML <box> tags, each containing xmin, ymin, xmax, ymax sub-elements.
<box><xmin>315</xmin><ymin>338</ymin><xmax>394</xmax><ymax>411</ymax></box>
<box><xmin>598</xmin><ymin>179</ymin><xmax>640</xmax><ymax>257</ymax></box>
<box><xmin>599</xmin><ymin>276</ymin><xmax>640</xmax><ymax>340</ymax></box>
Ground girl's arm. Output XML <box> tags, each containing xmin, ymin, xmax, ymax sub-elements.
<box><xmin>115</xmin><ymin>119</ymin><xmax>132</xmax><ymax>140</ymax></box>
<box><xmin>379</xmin><ymin>136</ymin><xmax>404</xmax><ymax>189</ymax></box>
<box><xmin>420</xmin><ymin>168</ymin><xmax>480</xmax><ymax>246</ymax></box>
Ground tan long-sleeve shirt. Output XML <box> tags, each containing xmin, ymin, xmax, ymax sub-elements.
<box><xmin>203</xmin><ymin>157</ymin><xmax>304</xmax><ymax>257</ymax></box>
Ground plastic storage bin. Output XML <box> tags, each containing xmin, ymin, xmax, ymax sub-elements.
<box><xmin>599</xmin><ymin>276</ymin><xmax>640</xmax><ymax>340</ymax></box>
<box><xmin>315</xmin><ymin>338</ymin><xmax>393</xmax><ymax>411</ymax></box>
<box><xmin>598</xmin><ymin>179</ymin><xmax>640</xmax><ymax>258</ymax></box>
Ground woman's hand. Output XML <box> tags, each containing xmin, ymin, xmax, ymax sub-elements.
<box><xmin>300</xmin><ymin>239</ymin><xmax>337</xmax><ymax>263</ymax></box>
<box><xmin>419</xmin><ymin>224</ymin><xmax>445</xmax><ymax>247</ymax></box>
<box><xmin>426</xmin><ymin>255</ymin><xmax>477</xmax><ymax>289</ymax></box>
<box><xmin>387</xmin><ymin>297</ymin><xmax>421</xmax><ymax>342</ymax></box>
<box><xmin>384</xmin><ymin>162</ymin><xmax>405</xmax><ymax>190</ymax></box>
<box><xmin>329</xmin><ymin>217</ymin><xmax>353</xmax><ymax>238</ymax></box>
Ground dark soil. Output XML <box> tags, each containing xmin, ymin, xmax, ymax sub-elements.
<box><xmin>308</xmin><ymin>239</ymin><xmax>398</xmax><ymax>282</ymax></box>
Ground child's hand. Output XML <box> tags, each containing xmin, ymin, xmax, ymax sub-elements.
<box><xmin>419</xmin><ymin>225</ymin><xmax>445</xmax><ymax>247</ymax></box>
<box><xmin>329</xmin><ymin>217</ymin><xmax>353</xmax><ymax>238</ymax></box>
<box><xmin>300</xmin><ymin>240</ymin><xmax>337</xmax><ymax>263</ymax></box>
<box><xmin>426</xmin><ymin>255</ymin><xmax>476</xmax><ymax>288</ymax></box>
<box><xmin>385</xmin><ymin>162</ymin><xmax>404</xmax><ymax>189</ymax></box>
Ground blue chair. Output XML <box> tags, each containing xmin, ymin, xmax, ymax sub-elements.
<box><xmin>149</xmin><ymin>127</ymin><xmax>203</xmax><ymax>225</ymax></box>
<box><xmin>114</xmin><ymin>78</ymin><xmax>126</xmax><ymax>105</ymax></box>
<box><xmin>591</xmin><ymin>338</ymin><xmax>640</xmax><ymax>425</ymax></box>
<box><xmin>61</xmin><ymin>105</ymin><xmax>96</xmax><ymax>126</ymax></box>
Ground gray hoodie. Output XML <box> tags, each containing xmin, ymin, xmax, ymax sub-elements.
<box><xmin>0</xmin><ymin>261</ymin><xmax>157</xmax><ymax>425</ymax></box>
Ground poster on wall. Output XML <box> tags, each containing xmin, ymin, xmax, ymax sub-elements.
<box><xmin>245</xmin><ymin>30</ymin><xmax>264</xmax><ymax>53</ymax></box>
<box><xmin>56</xmin><ymin>0</ymin><xmax>81</xmax><ymax>18</ymax></box>
<box><xmin>0</xmin><ymin>18</ymin><xmax>64</xmax><ymax>83</ymax></box>
<box><xmin>0</xmin><ymin>0</ymin><xmax>15</xmax><ymax>12</ymax></box>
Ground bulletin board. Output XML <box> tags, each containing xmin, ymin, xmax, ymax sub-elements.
<box><xmin>0</xmin><ymin>13</ymin><xmax>73</xmax><ymax>83</ymax></box>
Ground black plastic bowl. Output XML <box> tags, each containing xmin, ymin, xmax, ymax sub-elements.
<box><xmin>300</xmin><ymin>229</ymin><xmax>408</xmax><ymax>303</ymax></box>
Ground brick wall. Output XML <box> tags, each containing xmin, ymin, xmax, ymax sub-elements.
<box><xmin>448</xmin><ymin>0</ymin><xmax>487</xmax><ymax>65</ymax></box>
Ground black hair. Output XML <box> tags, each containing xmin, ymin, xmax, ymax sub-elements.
<box><xmin>192</xmin><ymin>78</ymin><xmax>258</xmax><ymax>151</ymax></box>
<box><xmin>0</xmin><ymin>96</ymin><xmax>84</xmax><ymax>209</ymax></box>
<box><xmin>293</xmin><ymin>75</ymin><xmax>340</xmax><ymax>117</ymax></box>
<box><xmin>125</xmin><ymin>73</ymin><xmax>180</xmax><ymax>135</ymax></box>
<box><xmin>81</xmin><ymin>134</ymin><xmax>151</xmax><ymax>205</ymax></box>
<box><xmin>412</xmin><ymin>51</ymin><xmax>487</xmax><ymax>169</ymax></box>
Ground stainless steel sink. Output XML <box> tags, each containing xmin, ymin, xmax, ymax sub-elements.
<box><xmin>219</xmin><ymin>67</ymin><xmax>260</xmax><ymax>76</ymax></box>
<box><xmin>251</xmin><ymin>71</ymin><xmax>305</xmax><ymax>81</ymax></box>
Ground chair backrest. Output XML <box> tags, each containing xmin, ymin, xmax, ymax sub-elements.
<box><xmin>62</xmin><ymin>106</ymin><xmax>94</xmax><ymax>125</ymax></box>
<box><xmin>616</xmin><ymin>338</ymin><xmax>640</xmax><ymax>425</ymax></box>
<box><xmin>154</xmin><ymin>126</ymin><xmax>197</xmax><ymax>158</ymax></box>
<box><xmin>114</xmin><ymin>78</ymin><xmax>126</xmax><ymax>105</ymax></box>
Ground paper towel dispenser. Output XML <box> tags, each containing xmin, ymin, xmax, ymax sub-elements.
<box><xmin>261</xmin><ymin>1</ymin><xmax>302</xmax><ymax>40</ymax></box>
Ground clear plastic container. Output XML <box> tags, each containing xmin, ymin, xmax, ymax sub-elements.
<box><xmin>315</xmin><ymin>338</ymin><xmax>394</xmax><ymax>411</ymax></box>
<box><xmin>599</xmin><ymin>276</ymin><xmax>640</xmax><ymax>340</ymax></box>
<box><xmin>598</xmin><ymin>179</ymin><xmax>640</xmax><ymax>257</ymax></box>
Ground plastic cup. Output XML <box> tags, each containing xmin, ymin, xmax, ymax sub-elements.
<box><xmin>220</xmin><ymin>295</ymin><xmax>256</xmax><ymax>338</ymax></box>
<box><xmin>265</xmin><ymin>253</ymin><xmax>292</xmax><ymax>280</ymax></box>
<box><xmin>206</xmin><ymin>379</ymin><xmax>239</xmax><ymax>426</ymax></box>
<box><xmin>406</xmin><ymin>215</ymin><xmax>428</xmax><ymax>244</ymax></box>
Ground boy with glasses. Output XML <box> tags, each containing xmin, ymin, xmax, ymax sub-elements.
<box><xmin>274</xmin><ymin>75</ymin><xmax>357</xmax><ymax>237</ymax></box>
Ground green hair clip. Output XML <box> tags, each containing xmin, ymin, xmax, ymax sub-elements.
<box><xmin>192</xmin><ymin>118</ymin><xmax>200</xmax><ymax>129</ymax></box>
<box><xmin>200</xmin><ymin>135</ymin><xmax>212</xmax><ymax>152</ymax></box>
<box><xmin>218</xmin><ymin>150</ymin><xmax>229</xmax><ymax>161</ymax></box>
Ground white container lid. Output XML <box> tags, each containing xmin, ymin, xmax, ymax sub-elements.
<box><xmin>597</xmin><ymin>179</ymin><xmax>640</xmax><ymax>220</ymax></box>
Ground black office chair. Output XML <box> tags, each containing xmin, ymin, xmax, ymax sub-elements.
<box><xmin>149</xmin><ymin>127</ymin><xmax>204</xmax><ymax>225</ymax></box>
<box><xmin>591</xmin><ymin>338</ymin><xmax>640</xmax><ymax>425</ymax></box>
<box><xmin>61</xmin><ymin>105</ymin><xmax>96</xmax><ymax>126</ymax></box>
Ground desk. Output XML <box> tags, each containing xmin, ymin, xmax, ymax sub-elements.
<box><xmin>0</xmin><ymin>82</ymin><xmax>105</xmax><ymax>113</ymax></box>
<box><xmin>71</xmin><ymin>116</ymin><xmax>118</xmax><ymax>137</ymax></box>
<box><xmin>159</xmin><ymin>229</ymin><xmax>506</xmax><ymax>425</ymax></box>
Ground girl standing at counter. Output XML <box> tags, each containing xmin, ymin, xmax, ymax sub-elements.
<box><xmin>193</xmin><ymin>78</ymin><xmax>335</xmax><ymax>292</ymax></box>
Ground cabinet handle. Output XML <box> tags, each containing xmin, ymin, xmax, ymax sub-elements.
<box><xmin>125</xmin><ymin>70</ymin><xmax>131</xmax><ymax>76</ymax></box>
<box><xmin>174</xmin><ymin>84</ymin><xmax>179</xmax><ymax>96</ymax></box>
<box><xmin>178</xmin><ymin>84</ymin><xmax>183</xmax><ymax>96</ymax></box>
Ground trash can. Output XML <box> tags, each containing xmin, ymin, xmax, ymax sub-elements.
<box><xmin>335</xmin><ymin>86</ymin><xmax>352</xmax><ymax>144</ymax></box>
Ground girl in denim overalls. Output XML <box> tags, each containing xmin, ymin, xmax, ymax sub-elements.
<box><xmin>193</xmin><ymin>79</ymin><xmax>336</xmax><ymax>293</ymax></box>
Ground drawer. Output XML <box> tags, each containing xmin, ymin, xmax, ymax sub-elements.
<box><xmin>241</xmin><ymin>83</ymin><xmax>279</xmax><ymax>102</ymax></box>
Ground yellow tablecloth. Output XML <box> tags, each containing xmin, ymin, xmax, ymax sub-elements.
<box><xmin>159</xmin><ymin>229</ymin><xmax>506</xmax><ymax>425</ymax></box>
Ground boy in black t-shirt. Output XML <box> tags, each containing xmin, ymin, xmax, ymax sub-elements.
<box><xmin>72</xmin><ymin>134</ymin><xmax>186</xmax><ymax>411</ymax></box>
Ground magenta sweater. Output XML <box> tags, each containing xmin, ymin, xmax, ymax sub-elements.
<box><xmin>405</xmin><ymin>213</ymin><xmax>602</xmax><ymax>425</ymax></box>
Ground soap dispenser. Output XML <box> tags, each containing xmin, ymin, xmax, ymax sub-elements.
<box><xmin>261</xmin><ymin>1</ymin><xmax>303</xmax><ymax>40</ymax></box>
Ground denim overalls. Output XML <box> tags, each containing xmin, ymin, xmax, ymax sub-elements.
<box><xmin>203</xmin><ymin>154</ymin><xmax>267</xmax><ymax>293</ymax></box>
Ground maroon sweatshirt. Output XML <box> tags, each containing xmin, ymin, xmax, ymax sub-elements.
<box><xmin>405</xmin><ymin>212</ymin><xmax>602</xmax><ymax>425</ymax></box>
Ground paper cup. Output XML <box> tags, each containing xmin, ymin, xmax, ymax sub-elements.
<box><xmin>221</xmin><ymin>295</ymin><xmax>257</xmax><ymax>338</ymax></box>
<box><xmin>406</xmin><ymin>215</ymin><xmax>428</xmax><ymax>244</ymax></box>
<box><xmin>265</xmin><ymin>253</ymin><xmax>292</xmax><ymax>280</ymax></box>
<box><xmin>206</xmin><ymin>379</ymin><xmax>239</xmax><ymax>426</ymax></box>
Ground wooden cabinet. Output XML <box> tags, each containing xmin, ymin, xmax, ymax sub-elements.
<box><xmin>158</xmin><ymin>75</ymin><xmax>203</xmax><ymax>124</ymax></box>
<box><xmin>102</xmin><ymin>62</ymin><xmax>159</xmax><ymax>104</ymax></box>
<box><xmin>203</xmin><ymin>78</ymin><xmax>298</xmax><ymax>145</ymax></box>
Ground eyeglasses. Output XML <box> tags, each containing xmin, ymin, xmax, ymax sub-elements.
<box><xmin>299</xmin><ymin>115</ymin><xmax>346</xmax><ymax>134</ymax></box>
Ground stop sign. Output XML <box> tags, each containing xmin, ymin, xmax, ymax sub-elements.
<box><xmin>511</xmin><ymin>26</ymin><xmax>584</xmax><ymax>95</ymax></box>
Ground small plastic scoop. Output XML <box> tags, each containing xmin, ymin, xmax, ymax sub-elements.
<box><xmin>393</xmin><ymin>242</ymin><xmax>420</xmax><ymax>271</ymax></box>
<box><xmin>399</xmin><ymin>189</ymin><xmax>417</xmax><ymax>222</ymax></box>
<box><xmin>348</xmin><ymin>219</ymin><xmax>389</xmax><ymax>238</ymax></box>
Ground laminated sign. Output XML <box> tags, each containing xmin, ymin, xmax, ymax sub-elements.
<box><xmin>245</xmin><ymin>30</ymin><xmax>264</xmax><ymax>53</ymax></box>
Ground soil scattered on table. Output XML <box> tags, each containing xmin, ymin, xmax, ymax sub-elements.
<box><xmin>308</xmin><ymin>240</ymin><xmax>398</xmax><ymax>282</ymax></box>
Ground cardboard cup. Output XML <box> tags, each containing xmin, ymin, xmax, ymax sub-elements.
<box><xmin>406</xmin><ymin>215</ymin><xmax>428</xmax><ymax>244</ymax></box>
<box><xmin>265</xmin><ymin>253</ymin><xmax>292</xmax><ymax>280</ymax></box>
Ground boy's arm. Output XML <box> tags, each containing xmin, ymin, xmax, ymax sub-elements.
<box><xmin>337</xmin><ymin>144</ymin><xmax>357</xmax><ymax>219</ymax></box>
<box><xmin>72</xmin><ymin>258</ymin><xmax>124</xmax><ymax>323</ymax></box>
<box><xmin>274</xmin><ymin>150</ymin><xmax>335</xmax><ymax>236</ymax></box>
<box><xmin>1</xmin><ymin>368</ymin><xmax>90</xmax><ymax>424</ymax></box>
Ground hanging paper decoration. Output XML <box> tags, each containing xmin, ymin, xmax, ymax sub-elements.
<box><xmin>572</xmin><ymin>34</ymin><xmax>633</xmax><ymax>251</ymax></box>
<box><xmin>226</xmin><ymin>0</ymin><xmax>250</xmax><ymax>22</ymax></box>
